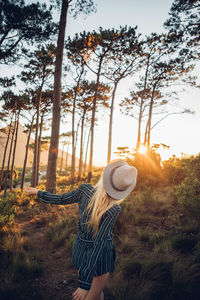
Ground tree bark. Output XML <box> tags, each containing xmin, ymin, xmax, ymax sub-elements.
<box><xmin>144</xmin><ymin>118</ymin><xmax>149</xmax><ymax>147</ymax></box>
<box><xmin>107</xmin><ymin>81</ymin><xmax>118</xmax><ymax>164</ymax></box>
<box><xmin>65</xmin><ymin>143</ymin><xmax>69</xmax><ymax>175</ymax></box>
<box><xmin>88</xmin><ymin>57</ymin><xmax>103</xmax><ymax>181</ymax></box>
<box><xmin>31</xmin><ymin>90</ymin><xmax>42</xmax><ymax>187</ymax></box>
<box><xmin>60</xmin><ymin>143</ymin><xmax>64</xmax><ymax>173</ymax></box>
<box><xmin>10</xmin><ymin>110</ymin><xmax>20</xmax><ymax>191</ymax></box>
<box><xmin>137</xmin><ymin>55</ymin><xmax>150</xmax><ymax>150</ymax></box>
<box><xmin>83</xmin><ymin>128</ymin><xmax>90</xmax><ymax>177</ymax></box>
<box><xmin>78</xmin><ymin>110</ymin><xmax>86</xmax><ymax>181</ymax></box>
<box><xmin>46</xmin><ymin>0</ymin><xmax>68</xmax><ymax>192</ymax></box>
<box><xmin>36</xmin><ymin>112</ymin><xmax>44</xmax><ymax>185</ymax></box>
<box><xmin>136</xmin><ymin>99</ymin><xmax>144</xmax><ymax>149</ymax></box>
<box><xmin>71</xmin><ymin>68</ymin><xmax>84</xmax><ymax>182</ymax></box>
<box><xmin>21</xmin><ymin>114</ymin><xmax>35</xmax><ymax>191</ymax></box>
<box><xmin>0</xmin><ymin>113</ymin><xmax>14</xmax><ymax>188</ymax></box>
<box><xmin>146</xmin><ymin>86</ymin><xmax>156</xmax><ymax>148</ymax></box>
<box><xmin>4</xmin><ymin>115</ymin><xmax>17</xmax><ymax>195</ymax></box>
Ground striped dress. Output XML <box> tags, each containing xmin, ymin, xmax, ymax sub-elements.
<box><xmin>37</xmin><ymin>183</ymin><xmax>121</xmax><ymax>290</ymax></box>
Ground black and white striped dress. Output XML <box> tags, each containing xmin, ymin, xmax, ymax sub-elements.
<box><xmin>37</xmin><ymin>183</ymin><xmax>121</xmax><ymax>290</ymax></box>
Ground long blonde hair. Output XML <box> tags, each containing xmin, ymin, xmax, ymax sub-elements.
<box><xmin>86</xmin><ymin>176</ymin><xmax>124</xmax><ymax>236</ymax></box>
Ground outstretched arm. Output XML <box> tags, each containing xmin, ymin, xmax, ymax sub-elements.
<box><xmin>25</xmin><ymin>185</ymin><xmax>82</xmax><ymax>205</ymax></box>
<box><xmin>25</xmin><ymin>187</ymin><xmax>38</xmax><ymax>195</ymax></box>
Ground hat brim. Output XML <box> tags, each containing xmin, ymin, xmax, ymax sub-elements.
<box><xmin>103</xmin><ymin>159</ymin><xmax>137</xmax><ymax>200</ymax></box>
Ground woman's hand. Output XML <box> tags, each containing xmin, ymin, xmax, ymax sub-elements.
<box><xmin>72</xmin><ymin>288</ymin><xmax>89</xmax><ymax>300</ymax></box>
<box><xmin>24</xmin><ymin>187</ymin><xmax>38</xmax><ymax>195</ymax></box>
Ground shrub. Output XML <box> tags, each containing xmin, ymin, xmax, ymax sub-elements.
<box><xmin>137</xmin><ymin>228</ymin><xmax>150</xmax><ymax>243</ymax></box>
<box><xmin>0</xmin><ymin>195</ymin><xmax>15</xmax><ymax>230</ymax></box>
<box><xmin>0</xmin><ymin>170</ymin><xmax>19</xmax><ymax>190</ymax></box>
<box><xmin>171</xmin><ymin>234</ymin><xmax>197</xmax><ymax>254</ymax></box>
<box><xmin>135</xmin><ymin>187</ymin><xmax>158</xmax><ymax>208</ymax></box>
<box><xmin>162</xmin><ymin>157</ymin><xmax>187</xmax><ymax>185</ymax></box>
<box><xmin>0</xmin><ymin>231</ymin><xmax>42</xmax><ymax>298</ymax></box>
<box><xmin>113</xmin><ymin>200</ymin><xmax>136</xmax><ymax>236</ymax></box>
<box><xmin>149</xmin><ymin>231</ymin><xmax>166</xmax><ymax>246</ymax></box>
<box><xmin>46</xmin><ymin>214</ymin><xmax>77</xmax><ymax>248</ymax></box>
<box><xmin>109</xmin><ymin>257</ymin><xmax>173</xmax><ymax>300</ymax></box>
<box><xmin>118</xmin><ymin>235</ymin><xmax>135</xmax><ymax>254</ymax></box>
<box><xmin>172</xmin><ymin>263</ymin><xmax>200</xmax><ymax>300</ymax></box>
<box><xmin>174</xmin><ymin>177</ymin><xmax>200</xmax><ymax>215</ymax></box>
<box><xmin>184</xmin><ymin>153</ymin><xmax>200</xmax><ymax>180</ymax></box>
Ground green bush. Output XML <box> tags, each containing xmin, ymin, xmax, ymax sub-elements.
<box><xmin>0</xmin><ymin>195</ymin><xmax>15</xmax><ymax>230</ymax></box>
<box><xmin>174</xmin><ymin>177</ymin><xmax>200</xmax><ymax>215</ymax></box>
<box><xmin>162</xmin><ymin>153</ymin><xmax>200</xmax><ymax>186</ymax></box>
<box><xmin>184</xmin><ymin>153</ymin><xmax>200</xmax><ymax>180</ymax></box>
<box><xmin>0</xmin><ymin>170</ymin><xmax>19</xmax><ymax>190</ymax></box>
<box><xmin>162</xmin><ymin>157</ymin><xmax>187</xmax><ymax>185</ymax></box>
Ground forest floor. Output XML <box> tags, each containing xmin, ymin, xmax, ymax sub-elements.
<box><xmin>1</xmin><ymin>184</ymin><xmax>199</xmax><ymax>300</ymax></box>
<box><xmin>12</xmin><ymin>200</ymin><xmax>113</xmax><ymax>300</ymax></box>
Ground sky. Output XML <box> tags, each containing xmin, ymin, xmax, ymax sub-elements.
<box><xmin>64</xmin><ymin>0</ymin><xmax>200</xmax><ymax>165</ymax></box>
<box><xmin>1</xmin><ymin>0</ymin><xmax>200</xmax><ymax>166</ymax></box>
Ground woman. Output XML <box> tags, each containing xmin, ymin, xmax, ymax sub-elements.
<box><xmin>25</xmin><ymin>159</ymin><xmax>137</xmax><ymax>300</ymax></box>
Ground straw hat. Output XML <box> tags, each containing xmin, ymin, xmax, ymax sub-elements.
<box><xmin>103</xmin><ymin>159</ymin><xmax>137</xmax><ymax>200</ymax></box>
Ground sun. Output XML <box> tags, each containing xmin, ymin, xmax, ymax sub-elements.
<box><xmin>138</xmin><ymin>145</ymin><xmax>147</xmax><ymax>154</ymax></box>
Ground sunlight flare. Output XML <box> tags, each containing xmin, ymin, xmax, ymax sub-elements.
<box><xmin>139</xmin><ymin>145</ymin><xmax>147</xmax><ymax>154</ymax></box>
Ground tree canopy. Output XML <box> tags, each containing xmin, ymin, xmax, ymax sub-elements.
<box><xmin>0</xmin><ymin>0</ymin><xmax>57</xmax><ymax>63</ymax></box>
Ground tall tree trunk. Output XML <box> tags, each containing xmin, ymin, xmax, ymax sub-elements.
<box><xmin>71</xmin><ymin>68</ymin><xmax>84</xmax><ymax>182</ymax></box>
<box><xmin>21</xmin><ymin>114</ymin><xmax>35</xmax><ymax>191</ymax></box>
<box><xmin>137</xmin><ymin>56</ymin><xmax>150</xmax><ymax>150</ymax></box>
<box><xmin>136</xmin><ymin>100</ymin><xmax>144</xmax><ymax>149</ymax></box>
<box><xmin>36</xmin><ymin>112</ymin><xmax>44</xmax><ymax>185</ymax></box>
<box><xmin>71</xmin><ymin>118</ymin><xmax>81</xmax><ymax>182</ymax></box>
<box><xmin>83</xmin><ymin>128</ymin><xmax>90</xmax><ymax>177</ymax></box>
<box><xmin>88</xmin><ymin>57</ymin><xmax>103</xmax><ymax>181</ymax></box>
<box><xmin>78</xmin><ymin>110</ymin><xmax>86</xmax><ymax>181</ymax></box>
<box><xmin>4</xmin><ymin>115</ymin><xmax>17</xmax><ymax>195</ymax></box>
<box><xmin>146</xmin><ymin>86</ymin><xmax>156</xmax><ymax>148</ymax></box>
<box><xmin>65</xmin><ymin>143</ymin><xmax>69</xmax><ymax>175</ymax></box>
<box><xmin>10</xmin><ymin>110</ymin><xmax>20</xmax><ymax>191</ymax></box>
<box><xmin>46</xmin><ymin>0</ymin><xmax>68</xmax><ymax>193</ymax></box>
<box><xmin>0</xmin><ymin>113</ymin><xmax>14</xmax><ymax>188</ymax></box>
<box><xmin>143</xmin><ymin>118</ymin><xmax>149</xmax><ymax>147</ymax></box>
<box><xmin>60</xmin><ymin>143</ymin><xmax>64</xmax><ymax>173</ymax></box>
<box><xmin>31</xmin><ymin>131</ymin><xmax>37</xmax><ymax>186</ymax></box>
<box><xmin>31</xmin><ymin>90</ymin><xmax>42</xmax><ymax>187</ymax></box>
<box><xmin>75</xmin><ymin>118</ymin><xmax>81</xmax><ymax>155</ymax></box>
<box><xmin>107</xmin><ymin>81</ymin><xmax>118</xmax><ymax>164</ymax></box>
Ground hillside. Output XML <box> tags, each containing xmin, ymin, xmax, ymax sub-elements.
<box><xmin>0</xmin><ymin>123</ymin><xmax>79</xmax><ymax>168</ymax></box>
<box><xmin>1</xmin><ymin>180</ymin><xmax>200</xmax><ymax>300</ymax></box>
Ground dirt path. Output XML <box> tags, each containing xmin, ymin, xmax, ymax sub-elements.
<box><xmin>15</xmin><ymin>208</ymin><xmax>79</xmax><ymax>300</ymax></box>
<box><xmin>14</xmin><ymin>206</ymin><xmax>113</xmax><ymax>300</ymax></box>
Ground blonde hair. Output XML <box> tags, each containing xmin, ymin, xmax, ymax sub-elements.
<box><xmin>86</xmin><ymin>175</ymin><xmax>124</xmax><ymax>236</ymax></box>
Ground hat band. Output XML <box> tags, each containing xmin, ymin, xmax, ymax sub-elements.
<box><xmin>110</xmin><ymin>166</ymin><xmax>127</xmax><ymax>192</ymax></box>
